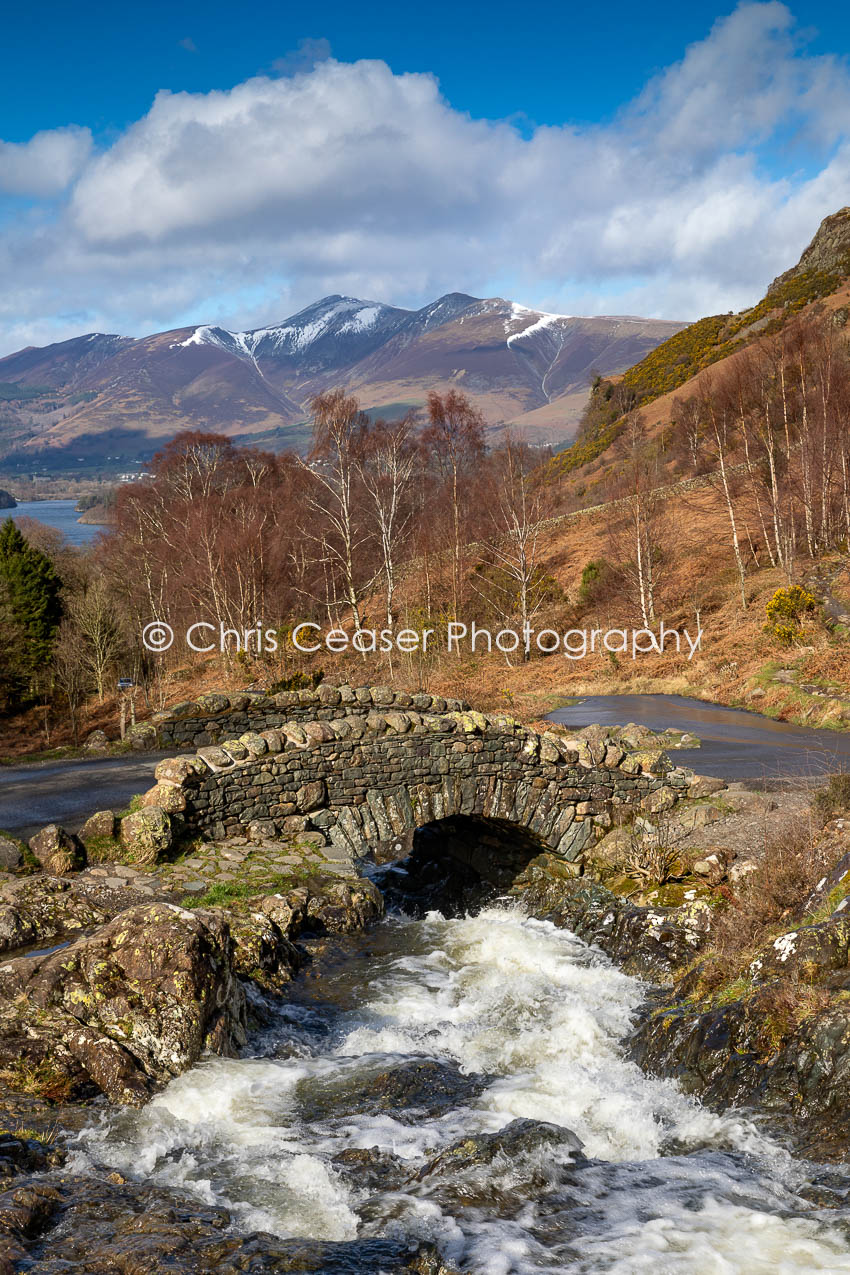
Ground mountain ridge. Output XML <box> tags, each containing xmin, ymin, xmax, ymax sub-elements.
<box><xmin>0</xmin><ymin>293</ymin><xmax>683</xmax><ymax>474</ymax></box>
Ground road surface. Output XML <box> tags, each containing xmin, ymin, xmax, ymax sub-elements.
<box><xmin>547</xmin><ymin>693</ymin><xmax>850</xmax><ymax>781</ymax></box>
<box><xmin>0</xmin><ymin>752</ymin><xmax>184</xmax><ymax>838</ymax></box>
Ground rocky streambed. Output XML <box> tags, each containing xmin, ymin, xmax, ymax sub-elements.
<box><xmin>3</xmin><ymin>771</ymin><xmax>850</xmax><ymax>1268</ymax></box>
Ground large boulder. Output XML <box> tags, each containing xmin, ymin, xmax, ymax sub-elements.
<box><xmin>749</xmin><ymin>914</ymin><xmax>850</xmax><ymax>985</ymax></box>
<box><xmin>213</xmin><ymin>909</ymin><xmax>301</xmax><ymax>990</ymax></box>
<box><xmin>28</xmin><ymin>825</ymin><xmax>85</xmax><ymax>876</ymax></box>
<box><xmin>299</xmin><ymin>1059</ymin><xmax>488</xmax><ymax>1126</ymax></box>
<box><xmin>120</xmin><ymin>807</ymin><xmax>172</xmax><ymax>864</ymax></box>
<box><xmin>0</xmin><ymin>903</ymin><xmax>247</xmax><ymax>1105</ymax></box>
<box><xmin>77</xmin><ymin>810</ymin><xmax>117</xmax><ymax>844</ymax></box>
<box><xmin>0</xmin><ymin>836</ymin><xmax>24</xmax><ymax>872</ymax></box>
<box><xmin>688</xmin><ymin>774</ymin><xmax>727</xmax><ymax>799</ymax></box>
<box><xmin>0</xmin><ymin>876</ymin><xmax>111</xmax><ymax>955</ymax></box>
<box><xmin>141</xmin><ymin>783</ymin><xmax>186</xmax><ymax>813</ymax></box>
<box><xmin>511</xmin><ymin>856</ymin><xmax>709</xmax><ymax>980</ymax></box>
<box><xmin>0</xmin><ymin>1172</ymin><xmax>459</xmax><ymax>1274</ymax></box>
<box><xmin>302</xmin><ymin>878</ymin><xmax>384</xmax><ymax>934</ymax></box>
<box><xmin>126</xmin><ymin>722</ymin><xmax>158</xmax><ymax>751</ymax></box>
<box><xmin>245</xmin><ymin>878</ymin><xmax>384</xmax><ymax>942</ymax></box>
<box><xmin>418</xmin><ymin>1119</ymin><xmax>584</xmax><ymax>1182</ymax></box>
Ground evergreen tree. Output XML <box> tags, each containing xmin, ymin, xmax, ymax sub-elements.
<box><xmin>0</xmin><ymin>518</ymin><xmax>63</xmax><ymax>698</ymax></box>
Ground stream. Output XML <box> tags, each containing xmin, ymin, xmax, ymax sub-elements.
<box><xmin>74</xmin><ymin>900</ymin><xmax>850</xmax><ymax>1273</ymax></box>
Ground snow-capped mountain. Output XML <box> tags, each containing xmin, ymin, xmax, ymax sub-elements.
<box><xmin>0</xmin><ymin>294</ymin><xmax>684</xmax><ymax>469</ymax></box>
<box><xmin>174</xmin><ymin>296</ymin><xmax>412</xmax><ymax>374</ymax></box>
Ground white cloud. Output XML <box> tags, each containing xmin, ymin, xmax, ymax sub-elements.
<box><xmin>0</xmin><ymin>126</ymin><xmax>92</xmax><ymax>198</ymax></box>
<box><xmin>2</xmin><ymin>2</ymin><xmax>850</xmax><ymax>354</ymax></box>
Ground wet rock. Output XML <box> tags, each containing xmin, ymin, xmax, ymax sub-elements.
<box><xmin>0</xmin><ymin>1169</ymin><xmax>458</xmax><ymax>1273</ymax></box>
<box><xmin>0</xmin><ymin>1180</ymin><xmax>62</xmax><ymax>1271</ymax></box>
<box><xmin>77</xmin><ymin>810</ymin><xmax>117</xmax><ymax>844</ymax></box>
<box><xmin>120</xmin><ymin>806</ymin><xmax>172</xmax><ymax>864</ymax></box>
<box><xmin>213</xmin><ymin>908</ymin><xmax>302</xmax><ymax>990</ymax></box>
<box><xmin>0</xmin><ymin>837</ymin><xmax>23</xmax><ymax>873</ymax></box>
<box><xmin>0</xmin><ymin>876</ymin><xmax>109</xmax><ymax>955</ymax></box>
<box><xmin>332</xmin><ymin>1146</ymin><xmax>409</xmax><ymax>1192</ymax></box>
<box><xmin>511</xmin><ymin>856</ymin><xmax>708</xmax><ymax>980</ymax></box>
<box><xmin>28</xmin><ymin>825</ymin><xmax>85</xmax><ymax>876</ymax></box>
<box><xmin>417</xmin><ymin>1118</ymin><xmax>585</xmax><ymax>1181</ymax></box>
<box><xmin>0</xmin><ymin>1134</ymin><xmax>65</xmax><ymax>1181</ymax></box>
<box><xmin>300</xmin><ymin>1059</ymin><xmax>488</xmax><ymax>1124</ymax></box>
<box><xmin>632</xmin><ymin>985</ymin><xmax>850</xmax><ymax>1158</ymax></box>
<box><xmin>0</xmin><ymin>902</ymin><xmax>247</xmax><ymax>1105</ymax></box>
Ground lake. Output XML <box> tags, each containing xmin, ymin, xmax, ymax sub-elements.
<box><xmin>5</xmin><ymin>498</ymin><xmax>103</xmax><ymax>546</ymax></box>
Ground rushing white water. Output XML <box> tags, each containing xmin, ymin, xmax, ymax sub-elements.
<box><xmin>76</xmin><ymin>905</ymin><xmax>850</xmax><ymax>1272</ymax></box>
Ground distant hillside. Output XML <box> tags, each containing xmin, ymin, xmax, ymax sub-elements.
<box><xmin>0</xmin><ymin>488</ymin><xmax>15</xmax><ymax>509</ymax></box>
<box><xmin>618</xmin><ymin>206</ymin><xmax>850</xmax><ymax>409</ymax></box>
<box><xmin>550</xmin><ymin>207</ymin><xmax>850</xmax><ymax>481</ymax></box>
<box><xmin>0</xmin><ymin>295</ymin><xmax>683</xmax><ymax>474</ymax></box>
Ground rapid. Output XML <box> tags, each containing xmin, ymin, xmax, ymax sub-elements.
<box><xmin>75</xmin><ymin>903</ymin><xmax>850</xmax><ymax>1273</ymax></box>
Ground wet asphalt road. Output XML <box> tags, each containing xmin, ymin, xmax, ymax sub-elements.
<box><xmin>0</xmin><ymin>752</ymin><xmax>183</xmax><ymax>838</ymax></box>
<box><xmin>547</xmin><ymin>693</ymin><xmax>850</xmax><ymax>782</ymax></box>
<box><xmin>4</xmin><ymin>694</ymin><xmax>848</xmax><ymax>839</ymax></box>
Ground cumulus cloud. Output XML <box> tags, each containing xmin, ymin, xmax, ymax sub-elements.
<box><xmin>0</xmin><ymin>126</ymin><xmax>92</xmax><ymax>198</ymax></box>
<box><xmin>271</xmin><ymin>37</ymin><xmax>333</xmax><ymax>76</ymax></box>
<box><xmin>2</xmin><ymin>2</ymin><xmax>850</xmax><ymax>353</ymax></box>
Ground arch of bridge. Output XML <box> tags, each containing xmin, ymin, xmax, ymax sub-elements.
<box><xmin>146</xmin><ymin>705</ymin><xmax>688</xmax><ymax>871</ymax></box>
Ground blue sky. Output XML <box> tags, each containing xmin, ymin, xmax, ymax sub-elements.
<box><xmin>1</xmin><ymin>1</ymin><xmax>850</xmax><ymax>353</ymax></box>
<box><xmin>4</xmin><ymin>0</ymin><xmax>850</xmax><ymax>141</ymax></box>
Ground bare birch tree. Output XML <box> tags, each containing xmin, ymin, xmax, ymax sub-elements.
<box><xmin>357</xmin><ymin>414</ymin><xmax>419</xmax><ymax>626</ymax></box>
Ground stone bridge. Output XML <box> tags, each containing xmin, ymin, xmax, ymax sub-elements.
<box><xmin>141</xmin><ymin>687</ymin><xmax>699</xmax><ymax>882</ymax></box>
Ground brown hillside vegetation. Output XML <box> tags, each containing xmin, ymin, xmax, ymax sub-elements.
<box><xmin>3</xmin><ymin>211</ymin><xmax>850</xmax><ymax>759</ymax></box>
<box><xmin>2</xmin><ymin>405</ymin><xmax>848</xmax><ymax>759</ymax></box>
<box><xmin>549</xmin><ymin>208</ymin><xmax>850</xmax><ymax>499</ymax></box>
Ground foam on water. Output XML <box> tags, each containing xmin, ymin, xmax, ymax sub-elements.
<box><xmin>77</xmin><ymin>904</ymin><xmax>850</xmax><ymax>1271</ymax></box>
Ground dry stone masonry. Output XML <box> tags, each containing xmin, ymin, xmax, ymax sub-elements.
<box><xmin>141</xmin><ymin>686</ymin><xmax>708</xmax><ymax>876</ymax></box>
<box><xmin>151</xmin><ymin>685</ymin><xmax>468</xmax><ymax>750</ymax></box>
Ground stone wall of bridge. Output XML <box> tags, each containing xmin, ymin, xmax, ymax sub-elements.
<box><xmin>150</xmin><ymin>685</ymin><xmax>468</xmax><ymax>751</ymax></box>
<box><xmin>143</xmin><ymin>701</ymin><xmax>701</xmax><ymax>872</ymax></box>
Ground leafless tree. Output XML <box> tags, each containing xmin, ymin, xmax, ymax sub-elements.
<box><xmin>52</xmin><ymin>618</ymin><xmax>90</xmax><ymax>743</ymax></box>
<box><xmin>423</xmin><ymin>390</ymin><xmax>486</xmax><ymax>615</ymax></box>
<box><xmin>697</xmin><ymin>374</ymin><xmax>749</xmax><ymax>607</ymax></box>
<box><xmin>606</xmin><ymin>414</ymin><xmax>666</xmax><ymax>626</ymax></box>
<box><xmin>69</xmin><ymin>577</ymin><xmax>122</xmax><ymax>702</ymax></box>
<box><xmin>477</xmin><ymin>436</ymin><xmax>548</xmax><ymax>661</ymax></box>
<box><xmin>357</xmin><ymin>414</ymin><xmax>419</xmax><ymax>626</ymax></box>
<box><xmin>300</xmin><ymin>390</ymin><xmax>371</xmax><ymax>627</ymax></box>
